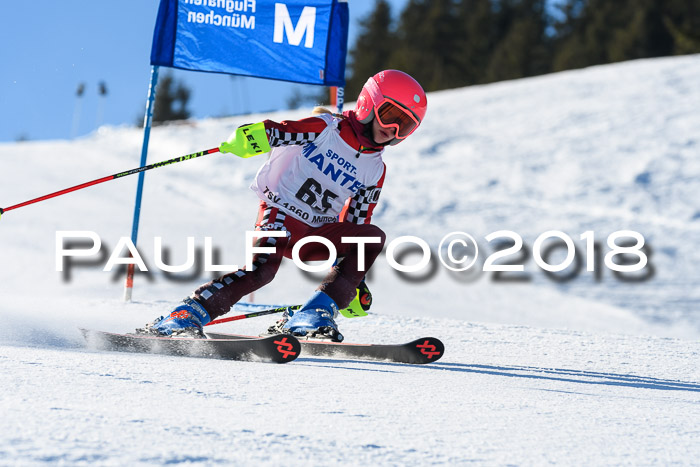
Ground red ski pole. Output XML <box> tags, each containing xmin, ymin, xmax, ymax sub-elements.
<box><xmin>206</xmin><ymin>305</ymin><xmax>301</xmax><ymax>326</ymax></box>
<box><xmin>0</xmin><ymin>147</ymin><xmax>220</xmax><ymax>219</ymax></box>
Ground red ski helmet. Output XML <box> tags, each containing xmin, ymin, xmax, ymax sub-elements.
<box><xmin>355</xmin><ymin>70</ymin><xmax>427</xmax><ymax>145</ymax></box>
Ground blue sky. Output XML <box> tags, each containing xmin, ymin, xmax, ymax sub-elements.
<box><xmin>0</xmin><ymin>1</ymin><xmax>407</xmax><ymax>142</ymax></box>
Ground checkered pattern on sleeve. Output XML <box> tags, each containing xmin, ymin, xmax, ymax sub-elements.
<box><xmin>341</xmin><ymin>163</ymin><xmax>386</xmax><ymax>225</ymax></box>
<box><xmin>264</xmin><ymin>117</ymin><xmax>328</xmax><ymax>147</ymax></box>
<box><xmin>266</xmin><ymin>127</ymin><xmax>320</xmax><ymax>146</ymax></box>
<box><xmin>344</xmin><ymin>187</ymin><xmax>375</xmax><ymax>224</ymax></box>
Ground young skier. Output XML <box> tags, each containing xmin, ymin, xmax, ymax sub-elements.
<box><xmin>141</xmin><ymin>70</ymin><xmax>427</xmax><ymax>341</ymax></box>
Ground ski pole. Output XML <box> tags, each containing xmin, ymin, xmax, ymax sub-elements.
<box><xmin>0</xmin><ymin>147</ymin><xmax>221</xmax><ymax>219</ymax></box>
<box><xmin>206</xmin><ymin>305</ymin><xmax>302</xmax><ymax>326</ymax></box>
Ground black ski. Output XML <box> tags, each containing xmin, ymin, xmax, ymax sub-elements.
<box><xmin>80</xmin><ymin>329</ymin><xmax>301</xmax><ymax>364</ymax></box>
<box><xmin>205</xmin><ymin>332</ymin><xmax>444</xmax><ymax>365</ymax></box>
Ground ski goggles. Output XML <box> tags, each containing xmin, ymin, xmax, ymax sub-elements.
<box><xmin>364</xmin><ymin>78</ymin><xmax>421</xmax><ymax>140</ymax></box>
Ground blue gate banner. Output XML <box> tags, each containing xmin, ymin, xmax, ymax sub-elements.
<box><xmin>151</xmin><ymin>0</ymin><xmax>349</xmax><ymax>86</ymax></box>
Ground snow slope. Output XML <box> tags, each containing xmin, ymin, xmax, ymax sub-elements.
<box><xmin>2</xmin><ymin>320</ymin><xmax>699</xmax><ymax>465</ymax></box>
<box><xmin>1</xmin><ymin>55</ymin><xmax>700</xmax><ymax>464</ymax></box>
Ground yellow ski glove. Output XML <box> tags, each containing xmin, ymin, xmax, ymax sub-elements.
<box><xmin>219</xmin><ymin>122</ymin><xmax>271</xmax><ymax>158</ymax></box>
<box><xmin>339</xmin><ymin>281</ymin><xmax>372</xmax><ymax>318</ymax></box>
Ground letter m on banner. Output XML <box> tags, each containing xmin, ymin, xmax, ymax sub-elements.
<box><xmin>274</xmin><ymin>3</ymin><xmax>316</xmax><ymax>48</ymax></box>
<box><xmin>151</xmin><ymin>0</ymin><xmax>349</xmax><ymax>85</ymax></box>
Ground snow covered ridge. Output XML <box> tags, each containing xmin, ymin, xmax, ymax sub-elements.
<box><xmin>1</xmin><ymin>55</ymin><xmax>700</xmax><ymax>337</ymax></box>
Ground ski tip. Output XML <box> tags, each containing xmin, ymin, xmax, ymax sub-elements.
<box><xmin>411</xmin><ymin>337</ymin><xmax>445</xmax><ymax>363</ymax></box>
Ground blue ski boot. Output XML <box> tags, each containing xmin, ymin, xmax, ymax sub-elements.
<box><xmin>276</xmin><ymin>291</ymin><xmax>344</xmax><ymax>342</ymax></box>
<box><xmin>139</xmin><ymin>297</ymin><xmax>211</xmax><ymax>338</ymax></box>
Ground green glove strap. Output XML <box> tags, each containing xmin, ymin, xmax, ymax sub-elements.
<box><xmin>339</xmin><ymin>288</ymin><xmax>370</xmax><ymax>318</ymax></box>
<box><xmin>219</xmin><ymin>122</ymin><xmax>271</xmax><ymax>158</ymax></box>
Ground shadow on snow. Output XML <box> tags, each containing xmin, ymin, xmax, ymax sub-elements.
<box><xmin>298</xmin><ymin>358</ymin><xmax>700</xmax><ymax>393</ymax></box>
